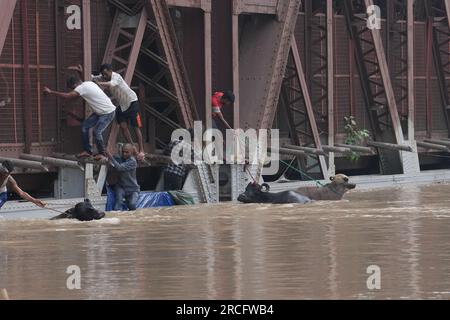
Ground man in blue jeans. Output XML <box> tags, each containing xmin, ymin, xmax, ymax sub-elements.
<box><xmin>44</xmin><ymin>76</ymin><xmax>116</xmax><ymax>161</ymax></box>
<box><xmin>106</xmin><ymin>144</ymin><xmax>140</xmax><ymax>211</ymax></box>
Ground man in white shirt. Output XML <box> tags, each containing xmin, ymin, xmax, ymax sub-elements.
<box><xmin>93</xmin><ymin>64</ymin><xmax>145</xmax><ymax>161</ymax></box>
<box><xmin>43</xmin><ymin>76</ymin><xmax>116</xmax><ymax>160</ymax></box>
<box><xmin>0</xmin><ymin>161</ymin><xmax>46</xmax><ymax>210</ymax></box>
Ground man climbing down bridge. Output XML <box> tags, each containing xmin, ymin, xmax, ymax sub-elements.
<box><xmin>91</xmin><ymin>64</ymin><xmax>146</xmax><ymax>162</ymax></box>
<box><xmin>43</xmin><ymin>76</ymin><xmax>116</xmax><ymax>161</ymax></box>
<box><xmin>0</xmin><ymin>161</ymin><xmax>46</xmax><ymax>210</ymax></box>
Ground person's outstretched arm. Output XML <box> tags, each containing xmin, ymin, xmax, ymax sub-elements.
<box><xmin>43</xmin><ymin>87</ymin><xmax>80</xmax><ymax>100</ymax></box>
<box><xmin>7</xmin><ymin>177</ymin><xmax>46</xmax><ymax>208</ymax></box>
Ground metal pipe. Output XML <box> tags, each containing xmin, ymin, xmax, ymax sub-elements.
<box><xmin>268</xmin><ymin>147</ymin><xmax>306</xmax><ymax>157</ymax></box>
<box><xmin>0</xmin><ymin>157</ymin><xmax>48</xmax><ymax>172</ymax></box>
<box><xmin>416</xmin><ymin>141</ymin><xmax>449</xmax><ymax>152</ymax></box>
<box><xmin>335</xmin><ymin>143</ymin><xmax>374</xmax><ymax>154</ymax></box>
<box><xmin>20</xmin><ymin>154</ymin><xmax>84</xmax><ymax>171</ymax></box>
<box><xmin>322</xmin><ymin>145</ymin><xmax>352</xmax><ymax>154</ymax></box>
<box><xmin>52</xmin><ymin>153</ymin><xmax>108</xmax><ymax>166</ymax></box>
<box><xmin>366</xmin><ymin>141</ymin><xmax>413</xmax><ymax>152</ymax></box>
<box><xmin>283</xmin><ymin>144</ymin><xmax>329</xmax><ymax>156</ymax></box>
<box><xmin>423</xmin><ymin>139</ymin><xmax>450</xmax><ymax>148</ymax></box>
<box><xmin>51</xmin><ymin>153</ymin><xmax>79</xmax><ymax>162</ymax></box>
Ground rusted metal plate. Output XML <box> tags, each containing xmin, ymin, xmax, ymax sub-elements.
<box><xmin>211</xmin><ymin>0</ymin><xmax>233</xmax><ymax>124</ymax></box>
<box><xmin>176</xmin><ymin>7</ymin><xmax>206</xmax><ymax>122</ymax></box>
<box><xmin>239</xmin><ymin>0</ymin><xmax>301</xmax><ymax>131</ymax></box>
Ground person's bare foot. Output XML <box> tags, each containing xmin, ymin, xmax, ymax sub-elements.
<box><xmin>76</xmin><ymin>151</ymin><xmax>92</xmax><ymax>158</ymax></box>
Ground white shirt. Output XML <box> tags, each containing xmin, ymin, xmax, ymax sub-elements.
<box><xmin>108</xmin><ymin>72</ymin><xmax>138</xmax><ymax>112</ymax></box>
<box><xmin>0</xmin><ymin>176</ymin><xmax>8</xmax><ymax>193</ymax></box>
<box><xmin>74</xmin><ymin>81</ymin><xmax>116</xmax><ymax>115</ymax></box>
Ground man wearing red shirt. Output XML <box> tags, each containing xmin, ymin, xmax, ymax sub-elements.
<box><xmin>211</xmin><ymin>90</ymin><xmax>235</xmax><ymax>130</ymax></box>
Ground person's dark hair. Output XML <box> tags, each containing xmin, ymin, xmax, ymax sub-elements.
<box><xmin>1</xmin><ymin>160</ymin><xmax>14</xmax><ymax>173</ymax></box>
<box><xmin>99</xmin><ymin>64</ymin><xmax>113</xmax><ymax>73</ymax></box>
<box><xmin>223</xmin><ymin>90</ymin><xmax>235</xmax><ymax>104</ymax></box>
<box><xmin>66</xmin><ymin>76</ymin><xmax>81</xmax><ymax>89</ymax></box>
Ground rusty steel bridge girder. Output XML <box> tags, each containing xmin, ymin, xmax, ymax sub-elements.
<box><xmin>239</xmin><ymin>0</ymin><xmax>302</xmax><ymax>131</ymax></box>
<box><xmin>424</xmin><ymin>0</ymin><xmax>450</xmax><ymax>136</ymax></box>
<box><xmin>342</xmin><ymin>0</ymin><xmax>415</xmax><ymax>175</ymax></box>
<box><xmin>238</xmin><ymin>0</ymin><xmax>301</xmax><ymax>182</ymax></box>
<box><xmin>280</xmin><ymin>0</ymin><xmax>333</xmax><ymax>181</ymax></box>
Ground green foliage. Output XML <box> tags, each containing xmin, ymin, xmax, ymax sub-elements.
<box><xmin>343</xmin><ymin>116</ymin><xmax>370</xmax><ymax>162</ymax></box>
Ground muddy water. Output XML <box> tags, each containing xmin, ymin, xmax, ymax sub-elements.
<box><xmin>1</xmin><ymin>183</ymin><xmax>450</xmax><ymax>299</ymax></box>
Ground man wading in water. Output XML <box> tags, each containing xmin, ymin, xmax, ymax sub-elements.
<box><xmin>0</xmin><ymin>161</ymin><xmax>46</xmax><ymax>210</ymax></box>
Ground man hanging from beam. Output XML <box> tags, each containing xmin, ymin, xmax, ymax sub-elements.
<box><xmin>70</xmin><ymin>64</ymin><xmax>146</xmax><ymax>162</ymax></box>
<box><xmin>0</xmin><ymin>161</ymin><xmax>46</xmax><ymax>210</ymax></box>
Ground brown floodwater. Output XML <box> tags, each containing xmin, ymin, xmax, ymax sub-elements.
<box><xmin>1</xmin><ymin>183</ymin><xmax>450</xmax><ymax>300</ymax></box>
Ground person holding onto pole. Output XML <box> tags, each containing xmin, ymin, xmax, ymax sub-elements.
<box><xmin>105</xmin><ymin>144</ymin><xmax>140</xmax><ymax>211</ymax></box>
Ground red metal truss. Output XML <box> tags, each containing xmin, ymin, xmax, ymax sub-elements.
<box><xmin>104</xmin><ymin>0</ymin><xmax>198</xmax><ymax>149</ymax></box>
<box><xmin>145</xmin><ymin>0</ymin><xmax>198</xmax><ymax>129</ymax></box>
<box><xmin>343</xmin><ymin>0</ymin><xmax>407</xmax><ymax>175</ymax></box>
<box><xmin>385</xmin><ymin>0</ymin><xmax>417</xmax><ymax>142</ymax></box>
<box><xmin>280</xmin><ymin>38</ymin><xmax>328</xmax><ymax>180</ymax></box>
<box><xmin>102</xmin><ymin>9</ymin><xmax>147</xmax><ymax>83</ymax></box>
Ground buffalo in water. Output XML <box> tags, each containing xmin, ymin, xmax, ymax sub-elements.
<box><xmin>50</xmin><ymin>199</ymin><xmax>105</xmax><ymax>221</ymax></box>
<box><xmin>237</xmin><ymin>174</ymin><xmax>356</xmax><ymax>204</ymax></box>
<box><xmin>237</xmin><ymin>183</ymin><xmax>312</xmax><ymax>204</ymax></box>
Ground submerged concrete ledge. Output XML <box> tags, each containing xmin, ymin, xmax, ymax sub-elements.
<box><xmin>268</xmin><ymin>169</ymin><xmax>450</xmax><ymax>192</ymax></box>
<box><xmin>2</xmin><ymin>169</ymin><xmax>450</xmax><ymax>219</ymax></box>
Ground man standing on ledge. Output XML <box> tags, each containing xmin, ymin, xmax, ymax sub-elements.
<box><xmin>43</xmin><ymin>76</ymin><xmax>116</xmax><ymax>161</ymax></box>
<box><xmin>0</xmin><ymin>161</ymin><xmax>46</xmax><ymax>210</ymax></box>
<box><xmin>92</xmin><ymin>64</ymin><xmax>146</xmax><ymax>162</ymax></box>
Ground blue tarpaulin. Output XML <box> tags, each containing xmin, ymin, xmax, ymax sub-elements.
<box><xmin>106</xmin><ymin>185</ymin><xmax>174</xmax><ymax>211</ymax></box>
